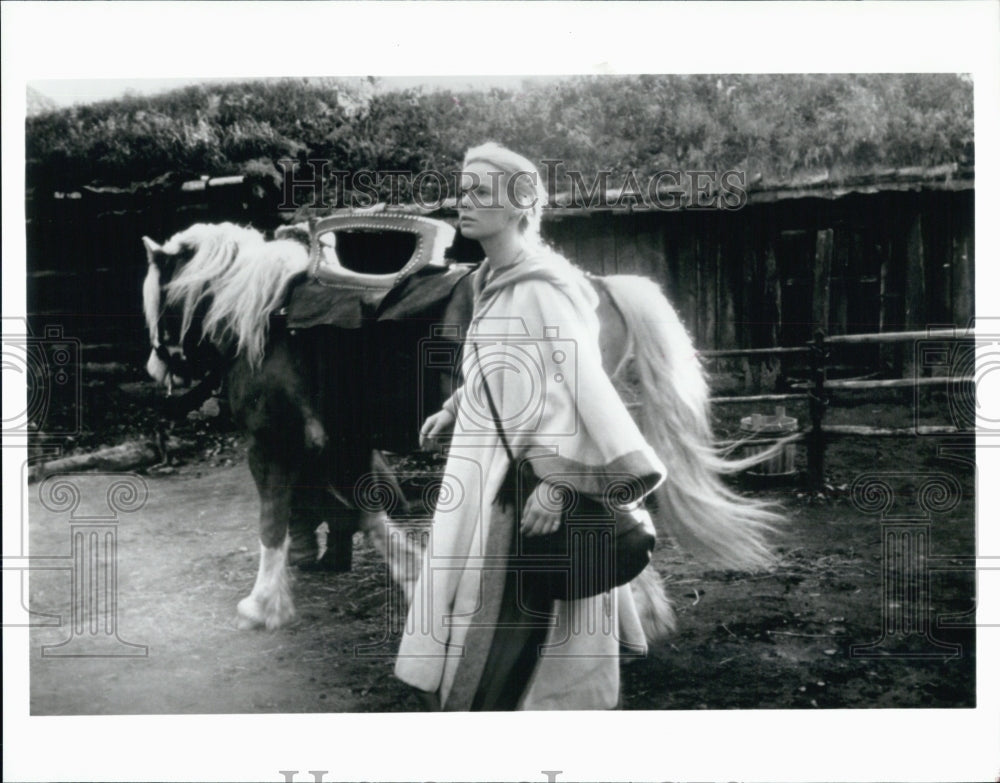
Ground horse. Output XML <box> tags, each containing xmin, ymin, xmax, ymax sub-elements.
<box><xmin>140</xmin><ymin>216</ymin><xmax>780</xmax><ymax>634</ymax></box>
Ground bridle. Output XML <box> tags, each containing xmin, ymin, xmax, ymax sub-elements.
<box><xmin>152</xmin><ymin>324</ymin><xmax>188</xmax><ymax>385</ymax></box>
<box><xmin>150</xmin><ymin>283</ymin><xmax>225</xmax><ymax>421</ymax></box>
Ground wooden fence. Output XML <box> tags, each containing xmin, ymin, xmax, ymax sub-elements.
<box><xmin>705</xmin><ymin>327</ymin><xmax>976</xmax><ymax>487</ymax></box>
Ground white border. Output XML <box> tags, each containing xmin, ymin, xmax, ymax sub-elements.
<box><xmin>4</xmin><ymin>2</ymin><xmax>999</xmax><ymax>782</ymax></box>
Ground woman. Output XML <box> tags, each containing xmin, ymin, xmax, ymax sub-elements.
<box><xmin>394</xmin><ymin>143</ymin><xmax>666</xmax><ymax>710</ymax></box>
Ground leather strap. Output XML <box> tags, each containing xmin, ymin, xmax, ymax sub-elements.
<box><xmin>160</xmin><ymin>365</ymin><xmax>223</xmax><ymax>420</ymax></box>
<box><xmin>472</xmin><ymin>341</ymin><xmax>514</xmax><ymax>463</ymax></box>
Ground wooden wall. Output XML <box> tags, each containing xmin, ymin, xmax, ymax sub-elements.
<box><xmin>25</xmin><ymin>185</ymin><xmax>974</xmax><ymax>382</ymax></box>
<box><xmin>25</xmin><ymin>182</ymin><xmax>280</xmax><ymax>359</ymax></box>
<box><xmin>542</xmin><ymin>189</ymin><xmax>974</xmax><ymax>386</ymax></box>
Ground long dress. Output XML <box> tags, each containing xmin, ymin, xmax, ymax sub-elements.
<box><xmin>394</xmin><ymin>249</ymin><xmax>665</xmax><ymax>710</ymax></box>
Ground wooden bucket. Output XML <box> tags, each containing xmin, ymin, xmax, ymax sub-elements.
<box><xmin>739</xmin><ymin>406</ymin><xmax>798</xmax><ymax>478</ymax></box>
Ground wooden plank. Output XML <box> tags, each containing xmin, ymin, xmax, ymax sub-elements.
<box><xmin>848</xmin><ymin>223</ymin><xmax>879</xmax><ymax>369</ymax></box>
<box><xmin>703</xmin><ymin>228</ymin><xmax>718</xmax><ymax>350</ymax></box>
<box><xmin>791</xmin><ymin>376</ymin><xmax>973</xmax><ymax>391</ymax></box>
<box><xmin>775</xmin><ymin>228</ymin><xmax>815</xmax><ymax>347</ymax></box>
<box><xmin>903</xmin><ymin>210</ymin><xmax>927</xmax><ymax>330</ymax></box>
<box><xmin>694</xmin><ymin>231</ymin><xmax>706</xmax><ymax>347</ymax></box>
<box><xmin>712</xmin><ymin>392</ymin><xmax>811</xmax><ymax>404</ymax></box>
<box><xmin>825</xmin><ymin>327</ymin><xmax>962</xmax><ymax>345</ymax></box>
<box><xmin>924</xmin><ymin>194</ymin><xmax>952</xmax><ymax>324</ymax></box>
<box><xmin>739</xmin><ymin>220</ymin><xmax>758</xmax><ymax>350</ymax></box>
<box><xmin>831</xmin><ymin>226</ymin><xmax>850</xmax><ymax>336</ymax></box>
<box><xmin>613</xmin><ymin>214</ymin><xmax>667</xmax><ymax>288</ymax></box>
<box><xmin>674</xmin><ymin>226</ymin><xmax>701</xmax><ymax>344</ymax></box>
<box><xmin>662</xmin><ymin>216</ymin><xmax>681</xmax><ymax>304</ymax></box>
<box><xmin>607</xmin><ymin>217</ymin><xmax>621</xmax><ymax>275</ymax></box>
<box><xmin>595</xmin><ymin>214</ymin><xmax>617</xmax><ymax>276</ymax></box>
<box><xmin>850</xmin><ymin>224</ymin><xmax>879</xmax><ymax>335</ymax></box>
<box><xmin>611</xmin><ymin>216</ymin><xmax>633</xmax><ymax>278</ymax></box>
<box><xmin>566</xmin><ymin>216</ymin><xmax>612</xmax><ymax>277</ymax></box>
<box><xmin>951</xmin><ymin>204</ymin><xmax>974</xmax><ymax>328</ymax></box>
<box><xmin>702</xmin><ymin>345</ymin><xmax>811</xmax><ymax>358</ymax></box>
<box><xmin>813</xmin><ymin>228</ymin><xmax>834</xmax><ymax>335</ymax></box>
<box><xmin>718</xmin><ymin>218</ymin><xmax>739</xmax><ymax>350</ymax></box>
<box><xmin>878</xmin><ymin>222</ymin><xmax>894</xmax><ymax>370</ymax></box>
<box><xmin>902</xmin><ymin>208</ymin><xmax>926</xmax><ymax>377</ymax></box>
<box><xmin>540</xmin><ymin>220</ymin><xmax>575</xmax><ymax>262</ymax></box>
<box><xmin>757</xmin><ymin>236</ymin><xmax>783</xmax><ymax>392</ymax></box>
<box><xmin>762</xmin><ymin>239</ymin><xmax>781</xmax><ymax>349</ymax></box>
<box><xmin>703</xmin><ymin>329</ymin><xmax>962</xmax><ymax>358</ymax></box>
<box><xmin>821</xmin><ymin>424</ymin><xmax>965</xmax><ymax>437</ymax></box>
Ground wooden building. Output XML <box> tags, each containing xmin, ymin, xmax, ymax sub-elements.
<box><xmin>26</xmin><ymin>164</ymin><xmax>974</xmax><ymax>386</ymax></box>
<box><xmin>536</xmin><ymin>165</ymin><xmax>974</xmax><ymax>387</ymax></box>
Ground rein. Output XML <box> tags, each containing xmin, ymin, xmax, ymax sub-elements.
<box><xmin>153</xmin><ymin>362</ymin><xmax>223</xmax><ymax>465</ymax></box>
<box><xmin>155</xmin><ymin>300</ymin><xmax>291</xmax><ymax>423</ymax></box>
<box><xmin>158</xmin><ymin>365</ymin><xmax>224</xmax><ymax>421</ymax></box>
<box><xmin>151</xmin><ymin>310</ymin><xmax>224</xmax><ymax>420</ymax></box>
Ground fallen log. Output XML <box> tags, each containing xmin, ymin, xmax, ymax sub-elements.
<box><xmin>28</xmin><ymin>437</ymin><xmax>195</xmax><ymax>483</ymax></box>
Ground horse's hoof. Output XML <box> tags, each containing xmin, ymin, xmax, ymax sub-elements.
<box><xmin>236</xmin><ymin>596</ymin><xmax>267</xmax><ymax>630</ymax></box>
<box><xmin>237</xmin><ymin>595</ymin><xmax>296</xmax><ymax>631</ymax></box>
<box><xmin>264</xmin><ymin>610</ymin><xmax>295</xmax><ymax>631</ymax></box>
<box><xmin>236</xmin><ymin>613</ymin><xmax>264</xmax><ymax>631</ymax></box>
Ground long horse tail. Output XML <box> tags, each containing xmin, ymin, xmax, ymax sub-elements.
<box><xmin>600</xmin><ymin>274</ymin><xmax>782</xmax><ymax>571</ymax></box>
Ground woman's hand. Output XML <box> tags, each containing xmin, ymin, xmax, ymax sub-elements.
<box><xmin>419</xmin><ymin>408</ymin><xmax>456</xmax><ymax>451</ymax></box>
<box><xmin>520</xmin><ymin>480</ymin><xmax>562</xmax><ymax>537</ymax></box>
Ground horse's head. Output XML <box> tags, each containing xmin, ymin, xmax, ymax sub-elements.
<box><xmin>141</xmin><ymin>223</ymin><xmax>251</xmax><ymax>392</ymax></box>
<box><xmin>141</xmin><ymin>222</ymin><xmax>310</xmax><ymax>393</ymax></box>
<box><xmin>142</xmin><ymin>233</ymin><xmax>199</xmax><ymax>392</ymax></box>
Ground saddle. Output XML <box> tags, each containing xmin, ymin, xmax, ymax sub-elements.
<box><xmin>311</xmin><ymin>212</ymin><xmax>453</xmax><ymax>286</ymax></box>
<box><xmin>284</xmin><ymin>212</ymin><xmax>473</xmax><ymax>330</ymax></box>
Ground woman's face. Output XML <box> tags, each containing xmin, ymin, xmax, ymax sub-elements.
<box><xmin>458</xmin><ymin>161</ymin><xmax>520</xmax><ymax>242</ymax></box>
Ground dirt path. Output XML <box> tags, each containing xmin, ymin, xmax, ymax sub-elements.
<box><xmin>28</xmin><ymin>460</ymin><xmax>418</xmax><ymax>714</ymax></box>
<box><xmin>29</xmin><ymin>430</ymin><xmax>976</xmax><ymax>714</ymax></box>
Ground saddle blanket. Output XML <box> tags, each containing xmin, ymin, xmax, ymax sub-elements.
<box><xmin>286</xmin><ymin>264</ymin><xmax>476</xmax><ymax>330</ymax></box>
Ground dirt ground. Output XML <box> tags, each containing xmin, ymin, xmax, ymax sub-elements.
<box><xmin>27</xmin><ymin>394</ymin><xmax>976</xmax><ymax>714</ymax></box>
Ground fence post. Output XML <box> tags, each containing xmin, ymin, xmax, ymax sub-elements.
<box><xmin>808</xmin><ymin>330</ymin><xmax>829</xmax><ymax>489</ymax></box>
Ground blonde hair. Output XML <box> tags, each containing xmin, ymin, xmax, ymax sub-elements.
<box><xmin>462</xmin><ymin>142</ymin><xmax>547</xmax><ymax>245</ymax></box>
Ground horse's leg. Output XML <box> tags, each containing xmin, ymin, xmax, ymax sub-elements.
<box><xmin>289</xmin><ymin>480</ymin><xmax>342</xmax><ymax>571</ymax></box>
<box><xmin>314</xmin><ymin>437</ymin><xmax>376</xmax><ymax>573</ymax></box>
<box><xmin>323</xmin><ymin>502</ymin><xmax>357</xmax><ymax>571</ymax></box>
<box><xmin>237</xmin><ymin>440</ymin><xmax>297</xmax><ymax>630</ymax></box>
<box><xmin>293</xmin><ymin>480</ymin><xmax>356</xmax><ymax>573</ymax></box>
<box><xmin>286</xmin><ymin>439</ymin><xmax>361</xmax><ymax>574</ymax></box>
<box><xmin>358</xmin><ymin>449</ymin><xmax>429</xmax><ymax>606</ymax></box>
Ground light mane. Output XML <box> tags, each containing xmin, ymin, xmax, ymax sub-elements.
<box><xmin>161</xmin><ymin>223</ymin><xmax>310</xmax><ymax>368</ymax></box>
